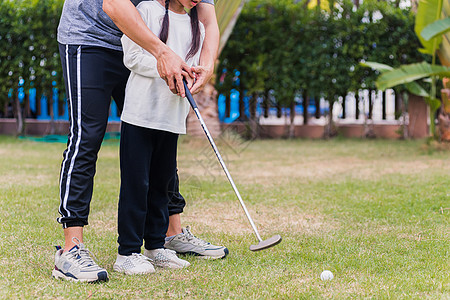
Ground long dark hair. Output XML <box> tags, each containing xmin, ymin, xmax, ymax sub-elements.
<box><xmin>159</xmin><ymin>0</ymin><xmax>201</xmax><ymax>61</ymax></box>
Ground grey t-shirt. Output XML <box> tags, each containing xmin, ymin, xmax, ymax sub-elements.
<box><xmin>57</xmin><ymin>0</ymin><xmax>214</xmax><ymax>51</ymax></box>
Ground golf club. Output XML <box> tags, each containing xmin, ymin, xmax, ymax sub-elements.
<box><xmin>183</xmin><ymin>80</ymin><xmax>282</xmax><ymax>251</ymax></box>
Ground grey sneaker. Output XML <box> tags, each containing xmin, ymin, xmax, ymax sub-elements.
<box><xmin>143</xmin><ymin>248</ymin><xmax>190</xmax><ymax>269</ymax></box>
<box><xmin>164</xmin><ymin>226</ymin><xmax>229</xmax><ymax>260</ymax></box>
<box><xmin>52</xmin><ymin>240</ymin><xmax>108</xmax><ymax>283</ymax></box>
<box><xmin>113</xmin><ymin>253</ymin><xmax>155</xmax><ymax>275</ymax></box>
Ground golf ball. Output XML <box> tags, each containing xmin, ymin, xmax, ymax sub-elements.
<box><xmin>320</xmin><ymin>270</ymin><xmax>334</xmax><ymax>281</ymax></box>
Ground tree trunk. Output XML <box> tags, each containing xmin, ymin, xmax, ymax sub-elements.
<box><xmin>408</xmin><ymin>94</ymin><xmax>428</xmax><ymax>139</ymax></box>
<box><xmin>314</xmin><ymin>95</ymin><xmax>320</xmax><ymax>119</ymax></box>
<box><xmin>3</xmin><ymin>101</ymin><xmax>8</xmax><ymax>118</ymax></box>
<box><xmin>238</xmin><ymin>88</ymin><xmax>247</xmax><ymax>121</ymax></box>
<box><xmin>276</xmin><ymin>102</ymin><xmax>282</xmax><ymax>118</ymax></box>
<box><xmin>49</xmin><ymin>91</ymin><xmax>56</xmax><ymax>135</ymax></box>
<box><xmin>341</xmin><ymin>95</ymin><xmax>346</xmax><ymax>119</ymax></box>
<box><xmin>13</xmin><ymin>93</ymin><xmax>24</xmax><ymax>136</ymax></box>
<box><xmin>394</xmin><ymin>90</ymin><xmax>401</xmax><ymax>120</ymax></box>
<box><xmin>263</xmin><ymin>92</ymin><xmax>269</xmax><ymax>118</ymax></box>
<box><xmin>363</xmin><ymin>91</ymin><xmax>375</xmax><ymax>138</ymax></box>
<box><xmin>289</xmin><ymin>99</ymin><xmax>296</xmax><ymax>138</ymax></box>
<box><xmin>249</xmin><ymin>93</ymin><xmax>259</xmax><ymax>139</ymax></box>
<box><xmin>397</xmin><ymin>92</ymin><xmax>409</xmax><ymax>139</ymax></box>
<box><xmin>302</xmin><ymin>90</ymin><xmax>309</xmax><ymax>125</ymax></box>
<box><xmin>368</xmin><ymin>89</ymin><xmax>374</xmax><ymax>120</ymax></box>
<box><xmin>225</xmin><ymin>90</ymin><xmax>230</xmax><ymax>119</ymax></box>
<box><xmin>382</xmin><ymin>90</ymin><xmax>386</xmax><ymax>120</ymax></box>
<box><xmin>24</xmin><ymin>93</ymin><xmax>31</xmax><ymax>118</ymax></box>
<box><xmin>355</xmin><ymin>91</ymin><xmax>360</xmax><ymax>120</ymax></box>
<box><xmin>323</xmin><ymin>101</ymin><xmax>337</xmax><ymax>139</ymax></box>
<box><xmin>186</xmin><ymin>82</ymin><xmax>221</xmax><ymax>138</ymax></box>
<box><xmin>439</xmin><ymin>78</ymin><xmax>450</xmax><ymax>141</ymax></box>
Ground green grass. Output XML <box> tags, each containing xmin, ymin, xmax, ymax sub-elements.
<box><xmin>0</xmin><ymin>135</ymin><xmax>449</xmax><ymax>299</ymax></box>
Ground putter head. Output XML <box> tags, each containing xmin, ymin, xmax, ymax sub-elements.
<box><xmin>249</xmin><ymin>235</ymin><xmax>282</xmax><ymax>251</ymax></box>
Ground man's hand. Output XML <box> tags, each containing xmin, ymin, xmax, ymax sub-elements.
<box><xmin>190</xmin><ymin>65</ymin><xmax>214</xmax><ymax>94</ymax></box>
<box><xmin>157</xmin><ymin>48</ymin><xmax>194</xmax><ymax>97</ymax></box>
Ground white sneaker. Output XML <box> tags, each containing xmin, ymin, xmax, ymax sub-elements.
<box><xmin>113</xmin><ymin>253</ymin><xmax>155</xmax><ymax>275</ymax></box>
<box><xmin>164</xmin><ymin>226</ymin><xmax>229</xmax><ymax>260</ymax></box>
<box><xmin>52</xmin><ymin>241</ymin><xmax>108</xmax><ymax>283</ymax></box>
<box><xmin>143</xmin><ymin>248</ymin><xmax>190</xmax><ymax>269</ymax></box>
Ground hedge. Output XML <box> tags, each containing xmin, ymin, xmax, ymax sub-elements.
<box><xmin>0</xmin><ymin>0</ymin><xmax>64</xmax><ymax>119</ymax></box>
<box><xmin>0</xmin><ymin>0</ymin><xmax>428</xmax><ymax>133</ymax></box>
<box><xmin>217</xmin><ymin>0</ymin><xmax>428</xmax><ymax>133</ymax></box>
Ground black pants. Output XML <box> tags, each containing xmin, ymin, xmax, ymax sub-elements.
<box><xmin>118</xmin><ymin>123</ymin><xmax>178</xmax><ymax>255</ymax></box>
<box><xmin>57</xmin><ymin>44</ymin><xmax>185</xmax><ymax>228</ymax></box>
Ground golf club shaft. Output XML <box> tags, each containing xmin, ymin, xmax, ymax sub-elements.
<box><xmin>183</xmin><ymin>81</ymin><xmax>263</xmax><ymax>242</ymax></box>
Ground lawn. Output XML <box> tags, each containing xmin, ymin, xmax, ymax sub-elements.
<box><xmin>0</xmin><ymin>135</ymin><xmax>448</xmax><ymax>299</ymax></box>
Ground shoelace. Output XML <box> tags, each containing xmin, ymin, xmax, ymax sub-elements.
<box><xmin>130</xmin><ymin>253</ymin><xmax>153</xmax><ymax>264</ymax></box>
<box><xmin>183</xmin><ymin>227</ymin><xmax>210</xmax><ymax>247</ymax></box>
<box><xmin>76</xmin><ymin>247</ymin><xmax>97</xmax><ymax>267</ymax></box>
<box><xmin>69</xmin><ymin>237</ymin><xmax>98</xmax><ymax>267</ymax></box>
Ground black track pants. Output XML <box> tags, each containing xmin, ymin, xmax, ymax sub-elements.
<box><xmin>118</xmin><ymin>123</ymin><xmax>178</xmax><ymax>255</ymax></box>
<box><xmin>57</xmin><ymin>44</ymin><xmax>129</xmax><ymax>228</ymax></box>
<box><xmin>57</xmin><ymin>44</ymin><xmax>186</xmax><ymax>228</ymax></box>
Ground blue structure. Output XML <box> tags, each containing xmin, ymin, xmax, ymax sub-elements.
<box><xmin>108</xmin><ymin>101</ymin><xmax>120</xmax><ymax>122</ymax></box>
<box><xmin>218</xmin><ymin>92</ymin><xmax>328</xmax><ymax>122</ymax></box>
<box><xmin>26</xmin><ymin>87</ymin><xmax>120</xmax><ymax>121</ymax></box>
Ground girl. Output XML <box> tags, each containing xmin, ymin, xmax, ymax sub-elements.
<box><xmin>113</xmin><ymin>0</ymin><xmax>205</xmax><ymax>275</ymax></box>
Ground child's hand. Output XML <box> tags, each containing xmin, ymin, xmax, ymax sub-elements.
<box><xmin>183</xmin><ymin>72</ymin><xmax>195</xmax><ymax>92</ymax></box>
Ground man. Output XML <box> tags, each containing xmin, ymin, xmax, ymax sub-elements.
<box><xmin>52</xmin><ymin>0</ymin><xmax>227</xmax><ymax>283</ymax></box>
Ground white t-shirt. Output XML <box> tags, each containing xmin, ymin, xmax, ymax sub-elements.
<box><xmin>121</xmin><ymin>1</ymin><xmax>205</xmax><ymax>134</ymax></box>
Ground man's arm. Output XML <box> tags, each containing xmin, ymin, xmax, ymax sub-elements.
<box><xmin>190</xmin><ymin>2</ymin><xmax>220</xmax><ymax>94</ymax></box>
<box><xmin>103</xmin><ymin>0</ymin><xmax>192</xmax><ymax>97</ymax></box>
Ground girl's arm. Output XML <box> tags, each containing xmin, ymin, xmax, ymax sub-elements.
<box><xmin>103</xmin><ymin>0</ymin><xmax>193</xmax><ymax>96</ymax></box>
<box><xmin>190</xmin><ymin>2</ymin><xmax>220</xmax><ymax>94</ymax></box>
<box><xmin>122</xmin><ymin>34</ymin><xmax>159</xmax><ymax>78</ymax></box>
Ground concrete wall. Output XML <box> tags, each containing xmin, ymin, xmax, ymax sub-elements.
<box><xmin>0</xmin><ymin>119</ymin><xmax>120</xmax><ymax>136</ymax></box>
<box><xmin>0</xmin><ymin>119</ymin><xmax>416</xmax><ymax>139</ymax></box>
<box><xmin>222</xmin><ymin>123</ymin><xmax>403</xmax><ymax>139</ymax></box>
<box><xmin>0</xmin><ymin>95</ymin><xmax>428</xmax><ymax>139</ymax></box>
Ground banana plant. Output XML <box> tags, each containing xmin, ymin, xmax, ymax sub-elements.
<box><xmin>185</xmin><ymin>0</ymin><xmax>246</xmax><ymax>136</ymax></box>
<box><xmin>215</xmin><ymin>0</ymin><xmax>246</xmax><ymax>55</ymax></box>
<box><xmin>436</xmin><ymin>0</ymin><xmax>450</xmax><ymax>66</ymax></box>
<box><xmin>363</xmin><ymin>0</ymin><xmax>450</xmax><ymax>138</ymax></box>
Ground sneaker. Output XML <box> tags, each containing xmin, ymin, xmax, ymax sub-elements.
<box><xmin>52</xmin><ymin>240</ymin><xmax>108</xmax><ymax>283</ymax></box>
<box><xmin>113</xmin><ymin>253</ymin><xmax>155</xmax><ymax>275</ymax></box>
<box><xmin>164</xmin><ymin>226</ymin><xmax>229</xmax><ymax>260</ymax></box>
<box><xmin>143</xmin><ymin>248</ymin><xmax>190</xmax><ymax>269</ymax></box>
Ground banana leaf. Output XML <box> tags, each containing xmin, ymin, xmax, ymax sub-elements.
<box><xmin>361</xmin><ymin>62</ymin><xmax>429</xmax><ymax>97</ymax></box>
<box><xmin>437</xmin><ymin>0</ymin><xmax>450</xmax><ymax>66</ymax></box>
<box><xmin>421</xmin><ymin>17</ymin><xmax>450</xmax><ymax>41</ymax></box>
<box><xmin>360</xmin><ymin>61</ymin><xmax>393</xmax><ymax>72</ymax></box>
<box><xmin>376</xmin><ymin>62</ymin><xmax>450</xmax><ymax>90</ymax></box>
<box><xmin>415</xmin><ymin>0</ymin><xmax>443</xmax><ymax>55</ymax></box>
<box><xmin>215</xmin><ymin>0</ymin><xmax>245</xmax><ymax>53</ymax></box>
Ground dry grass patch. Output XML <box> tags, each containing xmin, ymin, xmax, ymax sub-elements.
<box><xmin>181</xmin><ymin>201</ymin><xmax>338</xmax><ymax>237</ymax></box>
<box><xmin>0</xmin><ymin>171</ymin><xmax>55</xmax><ymax>188</ymax></box>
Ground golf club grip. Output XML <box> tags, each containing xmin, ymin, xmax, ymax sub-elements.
<box><xmin>183</xmin><ymin>80</ymin><xmax>198</xmax><ymax>109</ymax></box>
